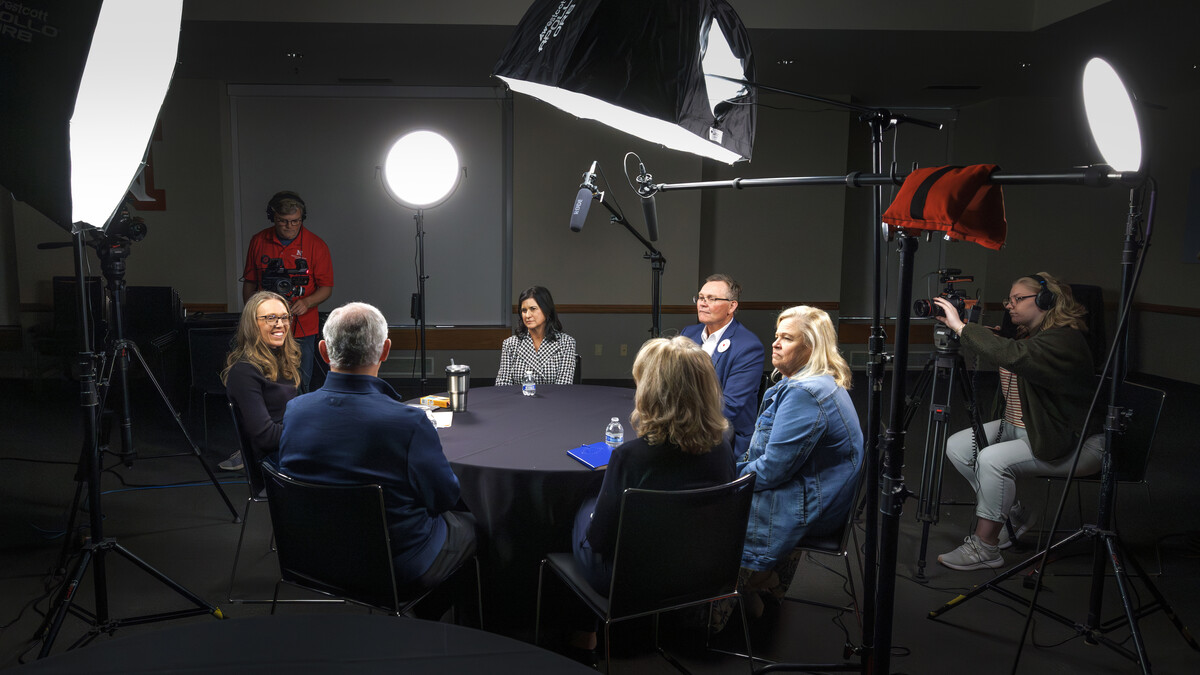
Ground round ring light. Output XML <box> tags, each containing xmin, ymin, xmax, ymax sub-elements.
<box><xmin>382</xmin><ymin>130</ymin><xmax>461</xmax><ymax>209</ymax></box>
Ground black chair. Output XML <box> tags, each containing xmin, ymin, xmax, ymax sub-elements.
<box><xmin>573</xmin><ymin>353</ymin><xmax>583</xmax><ymax>384</ymax></box>
<box><xmin>786</xmin><ymin>462</ymin><xmax>869</xmax><ymax>630</ymax></box>
<box><xmin>1035</xmin><ymin>380</ymin><xmax>1166</xmax><ymax>572</ymax></box>
<box><xmin>261</xmin><ymin>464</ymin><xmax>482</xmax><ymax>623</ymax></box>
<box><xmin>187</xmin><ymin>326</ymin><xmax>235</xmax><ymax>455</ymax></box>
<box><xmin>225</xmin><ymin>401</ymin><xmax>277</xmax><ymax>603</ymax></box>
<box><xmin>535</xmin><ymin>473</ymin><xmax>757</xmax><ymax>674</ymax></box>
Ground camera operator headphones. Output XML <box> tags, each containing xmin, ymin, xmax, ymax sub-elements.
<box><xmin>266</xmin><ymin>191</ymin><xmax>307</xmax><ymax>223</ymax></box>
<box><xmin>1028</xmin><ymin>273</ymin><xmax>1056</xmax><ymax>310</ymax></box>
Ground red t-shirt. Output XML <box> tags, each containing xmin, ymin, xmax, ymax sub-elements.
<box><xmin>242</xmin><ymin>226</ymin><xmax>333</xmax><ymax>338</ymax></box>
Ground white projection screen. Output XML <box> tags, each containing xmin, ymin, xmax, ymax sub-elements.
<box><xmin>230</xmin><ymin>85</ymin><xmax>512</xmax><ymax>326</ymax></box>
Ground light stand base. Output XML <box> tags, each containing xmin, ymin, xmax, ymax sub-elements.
<box><xmin>38</xmin><ymin>537</ymin><xmax>224</xmax><ymax>656</ymax></box>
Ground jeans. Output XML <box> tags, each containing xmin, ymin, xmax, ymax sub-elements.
<box><xmin>296</xmin><ymin>334</ymin><xmax>317</xmax><ymax>393</ymax></box>
<box><xmin>946</xmin><ymin>420</ymin><xmax>1104</xmax><ymax>522</ymax></box>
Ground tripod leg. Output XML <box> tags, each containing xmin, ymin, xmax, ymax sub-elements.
<box><xmin>1111</xmin><ymin>536</ymin><xmax>1200</xmax><ymax>652</ymax></box>
<box><xmin>37</xmin><ymin>545</ymin><xmax>95</xmax><ymax>658</ymax></box>
<box><xmin>1102</xmin><ymin>535</ymin><xmax>1152</xmax><ymax>672</ymax></box>
<box><xmin>109</xmin><ymin>541</ymin><xmax>225</xmax><ymax>620</ymax></box>
<box><xmin>122</xmin><ymin>341</ymin><xmax>239</xmax><ymax>520</ymax></box>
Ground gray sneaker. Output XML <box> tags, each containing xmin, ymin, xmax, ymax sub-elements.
<box><xmin>218</xmin><ymin>451</ymin><xmax>244</xmax><ymax>471</ymax></box>
<box><xmin>938</xmin><ymin>534</ymin><xmax>1004</xmax><ymax>571</ymax></box>
<box><xmin>998</xmin><ymin>502</ymin><xmax>1038</xmax><ymax>550</ymax></box>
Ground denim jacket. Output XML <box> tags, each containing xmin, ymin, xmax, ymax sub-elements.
<box><xmin>738</xmin><ymin>374</ymin><xmax>864</xmax><ymax>571</ymax></box>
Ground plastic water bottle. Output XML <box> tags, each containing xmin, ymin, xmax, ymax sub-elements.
<box><xmin>605</xmin><ymin>417</ymin><xmax>624</xmax><ymax>448</ymax></box>
<box><xmin>522</xmin><ymin>370</ymin><xmax>536</xmax><ymax>397</ymax></box>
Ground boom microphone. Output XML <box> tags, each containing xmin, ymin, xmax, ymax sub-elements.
<box><xmin>569</xmin><ymin>161</ymin><xmax>598</xmax><ymax>233</ymax></box>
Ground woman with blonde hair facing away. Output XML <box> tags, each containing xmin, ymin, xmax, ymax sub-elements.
<box><xmin>734</xmin><ymin>305</ymin><xmax>864</xmax><ymax>620</ymax></box>
<box><xmin>217</xmin><ymin>290</ymin><xmax>302</xmax><ymax>471</ymax></box>
<box><xmin>565</xmin><ymin>336</ymin><xmax>736</xmax><ymax>662</ymax></box>
<box><xmin>935</xmin><ymin>272</ymin><xmax>1102</xmax><ymax>571</ymax></box>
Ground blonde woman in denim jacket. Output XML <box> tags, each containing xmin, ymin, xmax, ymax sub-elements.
<box><xmin>735</xmin><ymin>306</ymin><xmax>864</xmax><ymax>621</ymax></box>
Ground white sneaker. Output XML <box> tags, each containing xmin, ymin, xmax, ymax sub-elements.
<box><xmin>997</xmin><ymin>502</ymin><xmax>1038</xmax><ymax>550</ymax></box>
<box><xmin>218</xmin><ymin>451</ymin><xmax>244</xmax><ymax>471</ymax></box>
<box><xmin>938</xmin><ymin>534</ymin><xmax>1004</xmax><ymax>571</ymax></box>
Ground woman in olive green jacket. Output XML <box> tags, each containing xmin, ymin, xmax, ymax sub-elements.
<box><xmin>934</xmin><ymin>273</ymin><xmax>1103</xmax><ymax>571</ymax></box>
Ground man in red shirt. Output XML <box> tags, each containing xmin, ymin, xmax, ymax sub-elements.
<box><xmin>241</xmin><ymin>191</ymin><xmax>334</xmax><ymax>392</ymax></box>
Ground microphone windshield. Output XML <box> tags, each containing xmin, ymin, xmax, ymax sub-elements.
<box><xmin>569</xmin><ymin>187</ymin><xmax>593</xmax><ymax>232</ymax></box>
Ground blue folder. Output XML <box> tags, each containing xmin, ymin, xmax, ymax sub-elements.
<box><xmin>567</xmin><ymin>441</ymin><xmax>613</xmax><ymax>470</ymax></box>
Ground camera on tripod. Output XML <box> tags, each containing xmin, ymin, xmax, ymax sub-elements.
<box><xmin>913</xmin><ymin>268</ymin><xmax>979</xmax><ymax>323</ymax></box>
<box><xmin>260</xmin><ymin>256</ymin><xmax>310</xmax><ymax>298</ymax></box>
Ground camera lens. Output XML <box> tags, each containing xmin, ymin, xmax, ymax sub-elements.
<box><xmin>912</xmin><ymin>299</ymin><xmax>935</xmax><ymax>318</ymax></box>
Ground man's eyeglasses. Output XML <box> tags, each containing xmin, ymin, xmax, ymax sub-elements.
<box><xmin>274</xmin><ymin>217</ymin><xmax>303</xmax><ymax>227</ymax></box>
<box><xmin>1002</xmin><ymin>294</ymin><xmax>1037</xmax><ymax>309</ymax></box>
<box><xmin>693</xmin><ymin>295</ymin><xmax>733</xmax><ymax>304</ymax></box>
<box><xmin>258</xmin><ymin>314</ymin><xmax>292</xmax><ymax>325</ymax></box>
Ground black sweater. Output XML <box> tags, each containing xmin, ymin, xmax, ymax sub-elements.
<box><xmin>226</xmin><ymin>361</ymin><xmax>297</xmax><ymax>459</ymax></box>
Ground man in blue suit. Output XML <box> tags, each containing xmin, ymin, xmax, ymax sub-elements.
<box><xmin>681</xmin><ymin>274</ymin><xmax>765</xmax><ymax>459</ymax></box>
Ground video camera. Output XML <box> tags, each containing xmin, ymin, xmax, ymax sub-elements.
<box><xmin>260</xmin><ymin>256</ymin><xmax>310</xmax><ymax>299</ymax></box>
<box><xmin>913</xmin><ymin>269</ymin><xmax>980</xmax><ymax>323</ymax></box>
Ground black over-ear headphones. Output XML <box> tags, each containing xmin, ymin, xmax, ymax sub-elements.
<box><xmin>266</xmin><ymin>191</ymin><xmax>307</xmax><ymax>223</ymax></box>
<box><xmin>1028</xmin><ymin>273</ymin><xmax>1056</xmax><ymax>311</ymax></box>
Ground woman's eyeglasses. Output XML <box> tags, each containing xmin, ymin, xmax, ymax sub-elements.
<box><xmin>1002</xmin><ymin>294</ymin><xmax>1036</xmax><ymax>309</ymax></box>
<box><xmin>257</xmin><ymin>314</ymin><xmax>292</xmax><ymax>325</ymax></box>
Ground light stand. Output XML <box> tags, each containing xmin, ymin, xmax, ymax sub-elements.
<box><xmin>381</xmin><ymin>130</ymin><xmax>462</xmax><ymax>395</ymax></box>
<box><xmin>36</xmin><ymin>225</ymin><xmax>224</xmax><ymax>656</ymax></box>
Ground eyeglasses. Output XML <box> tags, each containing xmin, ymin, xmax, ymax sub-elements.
<box><xmin>258</xmin><ymin>314</ymin><xmax>292</xmax><ymax>325</ymax></box>
<box><xmin>1002</xmin><ymin>294</ymin><xmax>1037</xmax><ymax>309</ymax></box>
<box><xmin>274</xmin><ymin>217</ymin><xmax>303</xmax><ymax>227</ymax></box>
<box><xmin>693</xmin><ymin>295</ymin><xmax>733</xmax><ymax>304</ymax></box>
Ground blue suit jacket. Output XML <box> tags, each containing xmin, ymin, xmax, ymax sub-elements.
<box><xmin>278</xmin><ymin>372</ymin><xmax>461</xmax><ymax>585</ymax></box>
<box><xmin>682</xmin><ymin>318</ymin><xmax>765</xmax><ymax>459</ymax></box>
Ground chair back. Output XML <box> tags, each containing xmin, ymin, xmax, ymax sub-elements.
<box><xmin>227</xmin><ymin>401</ymin><xmax>267</xmax><ymax>497</ymax></box>
<box><xmin>605</xmin><ymin>472</ymin><xmax>756</xmax><ymax>618</ymax></box>
<box><xmin>1108</xmin><ymin>380</ymin><xmax>1165</xmax><ymax>483</ymax></box>
<box><xmin>188</xmin><ymin>327</ymin><xmax>236</xmax><ymax>394</ymax></box>
<box><xmin>261</xmin><ymin>464</ymin><xmax>401</xmax><ymax>612</ymax></box>
<box><xmin>573</xmin><ymin>353</ymin><xmax>583</xmax><ymax>384</ymax></box>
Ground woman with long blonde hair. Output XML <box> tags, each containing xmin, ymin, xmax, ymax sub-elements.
<box><xmin>217</xmin><ymin>290</ymin><xmax>302</xmax><ymax>471</ymax></box>
<box><xmin>935</xmin><ymin>272</ymin><xmax>1102</xmax><ymax>571</ymax></box>
<box><xmin>723</xmin><ymin>305</ymin><xmax>863</xmax><ymax>626</ymax></box>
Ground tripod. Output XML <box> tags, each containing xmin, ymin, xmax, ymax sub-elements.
<box><xmin>57</xmin><ymin>238</ymin><xmax>238</xmax><ymax>558</ymax></box>
<box><xmin>903</xmin><ymin>324</ymin><xmax>988</xmax><ymax>580</ymax></box>
<box><xmin>929</xmin><ymin>185</ymin><xmax>1199</xmax><ymax>673</ymax></box>
<box><xmin>36</xmin><ymin>231</ymin><xmax>225</xmax><ymax>657</ymax></box>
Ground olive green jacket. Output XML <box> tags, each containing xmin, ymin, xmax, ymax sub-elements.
<box><xmin>959</xmin><ymin>323</ymin><xmax>1096</xmax><ymax>461</ymax></box>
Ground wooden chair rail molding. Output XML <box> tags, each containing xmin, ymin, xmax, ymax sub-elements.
<box><xmin>15</xmin><ymin>301</ymin><xmax>1194</xmax><ymax>353</ymax></box>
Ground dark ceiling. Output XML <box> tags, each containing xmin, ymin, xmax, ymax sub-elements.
<box><xmin>175</xmin><ymin>0</ymin><xmax>1198</xmax><ymax>110</ymax></box>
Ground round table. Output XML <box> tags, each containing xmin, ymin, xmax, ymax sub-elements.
<box><xmin>432</xmin><ymin>384</ymin><xmax>635</xmax><ymax>633</ymax></box>
<box><xmin>21</xmin><ymin>614</ymin><xmax>594</xmax><ymax>674</ymax></box>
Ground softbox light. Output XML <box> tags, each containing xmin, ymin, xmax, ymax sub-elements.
<box><xmin>494</xmin><ymin>0</ymin><xmax>756</xmax><ymax>164</ymax></box>
<box><xmin>0</xmin><ymin>0</ymin><xmax>183</xmax><ymax>232</ymax></box>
